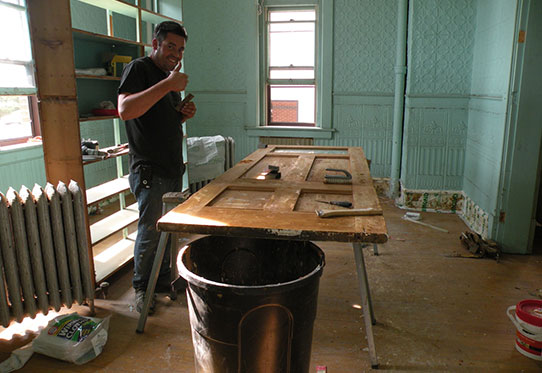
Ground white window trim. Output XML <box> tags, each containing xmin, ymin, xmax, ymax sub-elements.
<box><xmin>247</xmin><ymin>0</ymin><xmax>333</xmax><ymax>139</ymax></box>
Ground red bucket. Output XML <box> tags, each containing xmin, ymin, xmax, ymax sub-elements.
<box><xmin>507</xmin><ymin>299</ymin><xmax>542</xmax><ymax>361</ymax></box>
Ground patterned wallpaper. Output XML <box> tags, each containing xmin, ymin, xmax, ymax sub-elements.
<box><xmin>182</xmin><ymin>0</ymin><xmax>259</xmax><ymax>161</ymax></box>
<box><xmin>470</xmin><ymin>0</ymin><xmax>517</xmax><ymax>96</ymax></box>
<box><xmin>332</xmin><ymin>0</ymin><xmax>396</xmax><ymax>177</ymax></box>
<box><xmin>401</xmin><ymin>0</ymin><xmax>476</xmax><ymax>190</ymax></box>
<box><xmin>333</xmin><ymin>0</ymin><xmax>397</xmax><ymax>94</ymax></box>
<box><xmin>183</xmin><ymin>0</ymin><xmax>253</xmax><ymax>92</ymax></box>
<box><xmin>407</xmin><ymin>0</ymin><xmax>476</xmax><ymax>95</ymax></box>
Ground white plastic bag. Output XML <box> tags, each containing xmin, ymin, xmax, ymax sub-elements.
<box><xmin>32</xmin><ymin>313</ymin><xmax>110</xmax><ymax>365</ymax></box>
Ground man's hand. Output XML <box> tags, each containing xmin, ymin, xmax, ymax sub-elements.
<box><xmin>166</xmin><ymin>61</ymin><xmax>188</xmax><ymax>92</ymax></box>
<box><xmin>180</xmin><ymin>101</ymin><xmax>197</xmax><ymax>121</ymax></box>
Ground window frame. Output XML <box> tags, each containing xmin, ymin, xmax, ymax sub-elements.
<box><xmin>261</xmin><ymin>5</ymin><xmax>318</xmax><ymax>128</ymax></box>
<box><xmin>0</xmin><ymin>95</ymin><xmax>41</xmax><ymax>147</ymax></box>
<box><xmin>0</xmin><ymin>0</ymin><xmax>40</xmax><ymax>147</ymax></box>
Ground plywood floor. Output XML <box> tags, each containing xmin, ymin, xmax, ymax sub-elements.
<box><xmin>1</xmin><ymin>197</ymin><xmax>541</xmax><ymax>372</ymax></box>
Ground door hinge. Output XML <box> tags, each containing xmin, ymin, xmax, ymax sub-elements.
<box><xmin>518</xmin><ymin>30</ymin><xmax>526</xmax><ymax>43</ymax></box>
<box><xmin>499</xmin><ymin>211</ymin><xmax>506</xmax><ymax>223</ymax></box>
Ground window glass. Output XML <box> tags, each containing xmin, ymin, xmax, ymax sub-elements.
<box><xmin>269</xmin><ymin>10</ymin><xmax>315</xmax><ymax>22</ymax></box>
<box><xmin>269</xmin><ymin>22</ymin><xmax>315</xmax><ymax>67</ymax></box>
<box><xmin>0</xmin><ymin>63</ymin><xmax>33</xmax><ymax>88</ymax></box>
<box><xmin>269</xmin><ymin>68</ymin><xmax>314</xmax><ymax>80</ymax></box>
<box><xmin>269</xmin><ymin>85</ymin><xmax>315</xmax><ymax>124</ymax></box>
<box><xmin>0</xmin><ymin>4</ymin><xmax>32</xmax><ymax>62</ymax></box>
<box><xmin>0</xmin><ymin>1</ymin><xmax>38</xmax><ymax>145</ymax></box>
<box><xmin>266</xmin><ymin>8</ymin><xmax>316</xmax><ymax>127</ymax></box>
<box><xmin>0</xmin><ymin>96</ymin><xmax>32</xmax><ymax>141</ymax></box>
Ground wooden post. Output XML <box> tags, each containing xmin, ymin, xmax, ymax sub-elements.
<box><xmin>27</xmin><ymin>0</ymin><xmax>96</xmax><ymax>291</ymax></box>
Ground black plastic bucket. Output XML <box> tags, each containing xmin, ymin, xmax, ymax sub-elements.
<box><xmin>177</xmin><ymin>236</ymin><xmax>325</xmax><ymax>373</ymax></box>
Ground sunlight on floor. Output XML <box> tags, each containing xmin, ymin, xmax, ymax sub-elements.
<box><xmin>0</xmin><ymin>312</ymin><xmax>59</xmax><ymax>340</ymax></box>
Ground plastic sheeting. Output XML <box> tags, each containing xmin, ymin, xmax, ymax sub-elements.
<box><xmin>187</xmin><ymin>135</ymin><xmax>226</xmax><ymax>184</ymax></box>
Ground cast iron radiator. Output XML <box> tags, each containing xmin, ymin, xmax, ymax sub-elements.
<box><xmin>0</xmin><ymin>181</ymin><xmax>94</xmax><ymax>327</ymax></box>
<box><xmin>188</xmin><ymin>135</ymin><xmax>235</xmax><ymax>193</ymax></box>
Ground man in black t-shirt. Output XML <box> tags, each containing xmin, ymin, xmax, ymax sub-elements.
<box><xmin>118</xmin><ymin>21</ymin><xmax>196</xmax><ymax>314</ymax></box>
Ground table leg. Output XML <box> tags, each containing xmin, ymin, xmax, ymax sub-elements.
<box><xmin>352</xmin><ymin>242</ymin><xmax>379</xmax><ymax>369</ymax></box>
<box><xmin>169</xmin><ymin>233</ymin><xmax>178</xmax><ymax>301</ymax></box>
<box><xmin>136</xmin><ymin>232</ymin><xmax>169</xmax><ymax>333</ymax></box>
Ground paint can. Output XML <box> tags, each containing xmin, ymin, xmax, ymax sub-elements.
<box><xmin>506</xmin><ymin>299</ymin><xmax>542</xmax><ymax>361</ymax></box>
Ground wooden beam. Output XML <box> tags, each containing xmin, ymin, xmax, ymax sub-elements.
<box><xmin>27</xmin><ymin>0</ymin><xmax>94</xmax><ymax>288</ymax></box>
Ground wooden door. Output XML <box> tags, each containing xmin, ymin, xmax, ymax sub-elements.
<box><xmin>158</xmin><ymin>146</ymin><xmax>387</xmax><ymax>243</ymax></box>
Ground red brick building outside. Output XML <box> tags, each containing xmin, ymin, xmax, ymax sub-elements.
<box><xmin>270</xmin><ymin>100</ymin><xmax>298</xmax><ymax>123</ymax></box>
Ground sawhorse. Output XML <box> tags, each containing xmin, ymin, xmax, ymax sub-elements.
<box><xmin>136</xmin><ymin>192</ymin><xmax>188</xmax><ymax>333</ymax></box>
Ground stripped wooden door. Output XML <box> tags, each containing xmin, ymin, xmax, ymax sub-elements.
<box><xmin>158</xmin><ymin>146</ymin><xmax>387</xmax><ymax>243</ymax></box>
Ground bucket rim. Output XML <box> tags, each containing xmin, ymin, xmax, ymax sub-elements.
<box><xmin>177</xmin><ymin>244</ymin><xmax>325</xmax><ymax>293</ymax></box>
<box><xmin>516</xmin><ymin>299</ymin><xmax>542</xmax><ymax>328</ymax></box>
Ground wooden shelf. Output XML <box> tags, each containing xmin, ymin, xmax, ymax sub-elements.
<box><xmin>83</xmin><ymin>146</ymin><xmax>129</xmax><ymax>165</ymax></box>
<box><xmin>76</xmin><ymin>74</ymin><xmax>121</xmax><ymax>81</ymax></box>
<box><xmin>66</xmin><ymin>0</ymin><xmax>184</xmax><ymax>285</ymax></box>
<box><xmin>72</xmin><ymin>27</ymin><xmax>143</xmax><ymax>47</ymax></box>
<box><xmin>86</xmin><ymin>176</ymin><xmax>130</xmax><ymax>205</ymax></box>
<box><xmin>94</xmin><ymin>231</ymin><xmax>136</xmax><ymax>283</ymax></box>
<box><xmin>76</xmin><ymin>0</ymin><xmax>138</xmax><ymax>18</ymax></box>
<box><xmin>90</xmin><ymin>202</ymin><xmax>138</xmax><ymax>245</ymax></box>
<box><xmin>80</xmin><ymin>115</ymin><xmax>119</xmax><ymax>122</ymax></box>
<box><xmin>141</xmin><ymin>8</ymin><xmax>181</xmax><ymax>25</ymax></box>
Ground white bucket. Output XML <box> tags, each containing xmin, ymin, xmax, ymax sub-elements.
<box><xmin>507</xmin><ymin>299</ymin><xmax>542</xmax><ymax>361</ymax></box>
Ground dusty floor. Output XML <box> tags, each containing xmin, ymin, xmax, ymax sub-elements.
<box><xmin>1</xmin><ymin>197</ymin><xmax>541</xmax><ymax>372</ymax></box>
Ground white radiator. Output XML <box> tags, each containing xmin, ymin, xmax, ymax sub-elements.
<box><xmin>0</xmin><ymin>181</ymin><xmax>94</xmax><ymax>327</ymax></box>
<box><xmin>259</xmin><ymin>136</ymin><xmax>314</xmax><ymax>146</ymax></box>
<box><xmin>188</xmin><ymin>136</ymin><xmax>235</xmax><ymax>193</ymax></box>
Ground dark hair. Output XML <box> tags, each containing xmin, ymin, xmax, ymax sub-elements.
<box><xmin>154</xmin><ymin>21</ymin><xmax>188</xmax><ymax>43</ymax></box>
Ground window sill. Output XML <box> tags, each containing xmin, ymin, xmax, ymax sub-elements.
<box><xmin>245</xmin><ymin>126</ymin><xmax>334</xmax><ymax>139</ymax></box>
<box><xmin>0</xmin><ymin>140</ymin><xmax>43</xmax><ymax>154</ymax></box>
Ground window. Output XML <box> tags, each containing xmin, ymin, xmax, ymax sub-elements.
<box><xmin>0</xmin><ymin>0</ymin><xmax>40</xmax><ymax>146</ymax></box>
<box><xmin>265</xmin><ymin>8</ymin><xmax>316</xmax><ymax>127</ymax></box>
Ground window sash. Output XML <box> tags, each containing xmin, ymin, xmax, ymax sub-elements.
<box><xmin>0</xmin><ymin>0</ymin><xmax>35</xmax><ymax>93</ymax></box>
<box><xmin>264</xmin><ymin>7</ymin><xmax>316</xmax><ymax>127</ymax></box>
<box><xmin>0</xmin><ymin>0</ymin><xmax>39</xmax><ymax>145</ymax></box>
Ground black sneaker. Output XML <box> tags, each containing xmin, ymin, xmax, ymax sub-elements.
<box><xmin>135</xmin><ymin>290</ymin><xmax>156</xmax><ymax>314</ymax></box>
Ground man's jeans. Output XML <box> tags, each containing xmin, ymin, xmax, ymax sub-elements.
<box><xmin>129</xmin><ymin>169</ymin><xmax>180</xmax><ymax>291</ymax></box>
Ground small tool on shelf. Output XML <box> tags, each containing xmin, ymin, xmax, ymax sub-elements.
<box><xmin>316</xmin><ymin>200</ymin><xmax>352</xmax><ymax>208</ymax></box>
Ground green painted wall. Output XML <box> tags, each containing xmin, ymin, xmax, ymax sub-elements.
<box><xmin>182</xmin><ymin>0</ymin><xmax>260</xmax><ymax>164</ymax></box>
<box><xmin>0</xmin><ymin>145</ymin><xmax>46</xmax><ymax>194</ymax></box>
<box><xmin>329</xmin><ymin>0</ymin><xmax>397</xmax><ymax>178</ymax></box>
<box><xmin>183</xmin><ymin>0</ymin><xmax>478</xmax><ymax>184</ymax></box>
<box><xmin>401</xmin><ymin>0</ymin><xmax>475</xmax><ymax>190</ymax></box>
<box><xmin>495</xmin><ymin>0</ymin><xmax>542</xmax><ymax>253</ymax></box>
<box><xmin>464</xmin><ymin>0</ymin><xmax>517</xmax><ymax>235</ymax></box>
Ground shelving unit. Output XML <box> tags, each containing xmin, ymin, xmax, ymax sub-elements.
<box><xmin>76</xmin><ymin>74</ymin><xmax>121</xmax><ymax>81</ymax></box>
<box><xmin>29</xmin><ymin>0</ymin><xmax>185</xmax><ymax>285</ymax></box>
<box><xmin>79</xmin><ymin>115</ymin><xmax>120</xmax><ymax>122</ymax></box>
<box><xmin>86</xmin><ymin>175</ymin><xmax>130</xmax><ymax>205</ymax></box>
